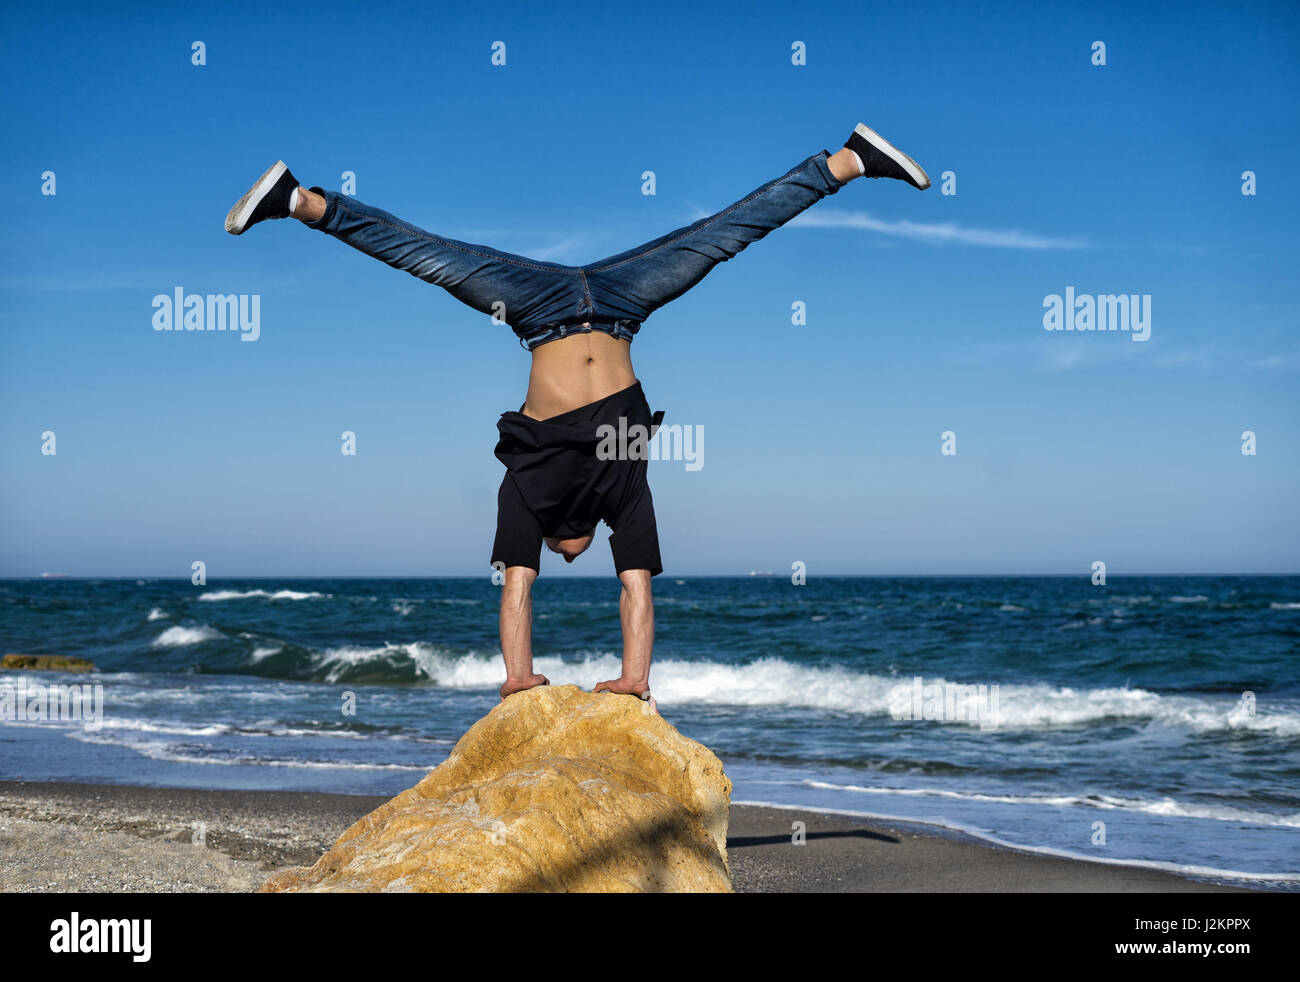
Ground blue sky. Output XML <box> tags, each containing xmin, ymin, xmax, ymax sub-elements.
<box><xmin>1</xmin><ymin>0</ymin><xmax>1297</xmax><ymax>577</ymax></box>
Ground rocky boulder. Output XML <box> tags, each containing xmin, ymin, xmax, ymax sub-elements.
<box><xmin>262</xmin><ymin>684</ymin><xmax>732</xmax><ymax>892</ymax></box>
<box><xmin>1</xmin><ymin>654</ymin><xmax>97</xmax><ymax>673</ymax></box>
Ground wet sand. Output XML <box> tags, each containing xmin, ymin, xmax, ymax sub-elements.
<box><xmin>0</xmin><ymin>781</ymin><xmax>1264</xmax><ymax>893</ymax></box>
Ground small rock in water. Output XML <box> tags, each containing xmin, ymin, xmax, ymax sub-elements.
<box><xmin>1</xmin><ymin>654</ymin><xmax>98</xmax><ymax>673</ymax></box>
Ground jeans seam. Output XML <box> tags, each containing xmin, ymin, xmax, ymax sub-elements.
<box><xmin>585</xmin><ymin>156</ymin><xmax>819</xmax><ymax>274</ymax></box>
<box><xmin>578</xmin><ymin>268</ymin><xmax>594</xmax><ymax>314</ymax></box>
<box><xmin>330</xmin><ymin>196</ymin><xmax>582</xmax><ymax>274</ymax></box>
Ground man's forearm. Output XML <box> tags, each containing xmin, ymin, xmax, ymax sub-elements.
<box><xmin>500</xmin><ymin>566</ymin><xmax>537</xmax><ymax>682</ymax></box>
<box><xmin>618</xmin><ymin>570</ymin><xmax>654</xmax><ymax>687</ymax></box>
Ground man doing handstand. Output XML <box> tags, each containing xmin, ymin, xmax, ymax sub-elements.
<box><xmin>224</xmin><ymin>122</ymin><xmax>930</xmax><ymax>708</ymax></box>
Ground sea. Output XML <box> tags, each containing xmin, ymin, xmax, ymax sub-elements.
<box><xmin>2</xmin><ymin>574</ymin><xmax>1298</xmax><ymax>889</ymax></box>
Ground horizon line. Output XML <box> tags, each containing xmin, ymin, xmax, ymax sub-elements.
<box><xmin>4</xmin><ymin>572</ymin><xmax>1298</xmax><ymax>581</ymax></box>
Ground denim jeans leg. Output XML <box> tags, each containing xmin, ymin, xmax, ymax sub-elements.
<box><xmin>584</xmin><ymin>152</ymin><xmax>845</xmax><ymax>323</ymax></box>
<box><xmin>305</xmin><ymin>189</ymin><xmax>584</xmax><ymax>333</ymax></box>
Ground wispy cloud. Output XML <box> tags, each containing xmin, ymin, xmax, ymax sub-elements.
<box><xmin>445</xmin><ymin>228</ymin><xmax>593</xmax><ymax>264</ymax></box>
<box><xmin>1248</xmin><ymin>350</ymin><xmax>1300</xmax><ymax>371</ymax></box>
<box><xmin>1044</xmin><ymin>345</ymin><xmax>1086</xmax><ymax>371</ymax></box>
<box><xmin>520</xmin><ymin>236</ymin><xmax>588</xmax><ymax>262</ymax></box>
<box><xmin>788</xmin><ymin>209</ymin><xmax>1090</xmax><ymax>250</ymax></box>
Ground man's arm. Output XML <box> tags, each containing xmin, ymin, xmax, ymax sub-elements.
<box><xmin>594</xmin><ymin>569</ymin><xmax>654</xmax><ymax>700</ymax></box>
<box><xmin>499</xmin><ymin>565</ymin><xmax>548</xmax><ymax>699</ymax></box>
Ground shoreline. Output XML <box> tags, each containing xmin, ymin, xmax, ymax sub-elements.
<box><xmin>0</xmin><ymin>780</ymin><xmax>1272</xmax><ymax>893</ymax></box>
<box><xmin>731</xmin><ymin>799</ymin><xmax>1293</xmax><ymax>890</ymax></box>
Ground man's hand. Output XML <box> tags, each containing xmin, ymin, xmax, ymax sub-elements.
<box><xmin>501</xmin><ymin>673</ymin><xmax>549</xmax><ymax>700</ymax></box>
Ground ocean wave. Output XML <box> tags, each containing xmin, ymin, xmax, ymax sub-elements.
<box><xmin>90</xmin><ymin>715</ymin><xmax>431</xmax><ymax>742</ymax></box>
<box><xmin>151</xmin><ymin>624</ymin><xmax>223</xmax><ymax>647</ymax></box>
<box><xmin>242</xmin><ymin>722</ymin><xmax>450</xmax><ymax>744</ymax></box>
<box><xmin>1060</xmin><ymin>616</ymin><xmax>1105</xmax><ymax>629</ymax></box>
<box><xmin>14</xmin><ymin>704</ymin><xmax>457</xmax><ymax>746</ymax></box>
<box><xmin>294</xmin><ymin>648</ymin><xmax>1300</xmax><ymax>736</ymax></box>
<box><xmin>798</xmin><ymin>780</ymin><xmax>1300</xmax><ymax>828</ymax></box>
<box><xmin>68</xmin><ymin>731</ymin><xmax>432</xmax><ymax>771</ymax></box>
<box><xmin>197</xmin><ymin>589</ymin><xmax>329</xmax><ymax>602</ymax></box>
<box><xmin>1270</xmin><ymin>602</ymin><xmax>1300</xmax><ymax>610</ymax></box>
<box><xmin>85</xmin><ymin>717</ymin><xmax>232</xmax><ymax>738</ymax></box>
<box><xmin>1169</xmin><ymin>595</ymin><xmax>1209</xmax><ymax>603</ymax></box>
<box><xmin>311</xmin><ymin>642</ymin><xmax>461</xmax><ymax>684</ymax></box>
<box><xmin>146</xmin><ymin>607</ymin><xmax>169</xmax><ymax>621</ymax></box>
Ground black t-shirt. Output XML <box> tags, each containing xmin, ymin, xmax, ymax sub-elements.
<box><xmin>490</xmin><ymin>381</ymin><xmax>663</xmax><ymax>576</ymax></box>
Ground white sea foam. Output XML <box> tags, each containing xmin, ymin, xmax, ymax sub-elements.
<box><xmin>57</xmin><ymin>712</ymin><xmax>424</xmax><ymax>744</ymax></box>
<box><xmin>250</xmin><ymin>725</ymin><xmax>368</xmax><ymax>740</ymax></box>
<box><xmin>311</xmin><ymin>642</ymin><xmax>451</xmax><ymax>684</ymax></box>
<box><xmin>1170</xmin><ymin>595</ymin><xmax>1209</xmax><ymax>603</ymax></box>
<box><xmin>88</xmin><ymin>717</ymin><xmax>232</xmax><ymax>737</ymax></box>
<box><xmin>250</xmin><ymin>645</ymin><xmax>282</xmax><ymax>661</ymax></box>
<box><xmin>103</xmin><ymin>684</ymin><xmax>306</xmax><ymax>706</ymax></box>
<box><xmin>1270</xmin><ymin>602</ymin><xmax>1300</xmax><ymax>610</ymax></box>
<box><xmin>151</xmin><ymin>624</ymin><xmax>223</xmax><ymax>647</ymax></box>
<box><xmin>798</xmin><ymin>780</ymin><xmax>1300</xmax><ymax>828</ymax></box>
<box><xmin>146</xmin><ymin>607</ymin><xmax>169</xmax><ymax>621</ymax></box>
<box><xmin>300</xmin><ymin>647</ymin><xmax>1300</xmax><ymax>737</ymax></box>
<box><xmin>68</xmin><ymin>731</ymin><xmax>431</xmax><ymax>771</ymax></box>
<box><xmin>85</xmin><ymin>715</ymin><xmax>403</xmax><ymax>742</ymax></box>
<box><xmin>1060</xmin><ymin>617</ymin><xmax>1104</xmax><ymax>629</ymax></box>
<box><xmin>197</xmin><ymin>589</ymin><xmax>329</xmax><ymax>602</ymax></box>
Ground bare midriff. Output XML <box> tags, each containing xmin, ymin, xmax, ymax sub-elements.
<box><xmin>522</xmin><ymin>327</ymin><xmax>637</xmax><ymax>421</ymax></box>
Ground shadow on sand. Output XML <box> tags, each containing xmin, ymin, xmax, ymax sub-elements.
<box><xmin>728</xmin><ymin>828</ymin><xmax>899</xmax><ymax>848</ymax></box>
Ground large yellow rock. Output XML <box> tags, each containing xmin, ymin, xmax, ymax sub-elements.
<box><xmin>262</xmin><ymin>684</ymin><xmax>732</xmax><ymax>892</ymax></box>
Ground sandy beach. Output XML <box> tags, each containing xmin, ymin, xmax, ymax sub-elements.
<box><xmin>0</xmin><ymin>780</ymin><xmax>1263</xmax><ymax>893</ymax></box>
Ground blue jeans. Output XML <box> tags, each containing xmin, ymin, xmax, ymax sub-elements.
<box><xmin>306</xmin><ymin>150</ymin><xmax>845</xmax><ymax>350</ymax></box>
